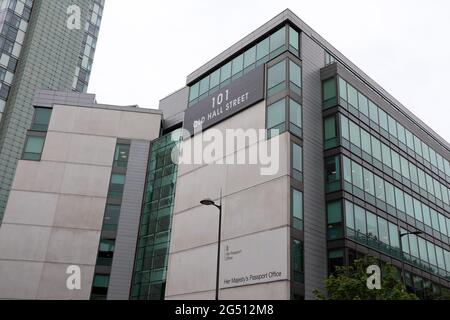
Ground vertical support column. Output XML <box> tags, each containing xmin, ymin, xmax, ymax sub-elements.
<box><xmin>107</xmin><ymin>140</ymin><xmax>150</xmax><ymax>300</ymax></box>
<box><xmin>301</xmin><ymin>34</ymin><xmax>328</xmax><ymax>299</ymax></box>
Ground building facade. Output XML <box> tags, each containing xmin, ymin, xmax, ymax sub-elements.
<box><xmin>0</xmin><ymin>0</ymin><xmax>104</xmax><ymax>222</ymax></box>
<box><xmin>0</xmin><ymin>9</ymin><xmax>449</xmax><ymax>300</ymax></box>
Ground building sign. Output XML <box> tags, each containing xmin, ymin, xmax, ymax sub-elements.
<box><xmin>184</xmin><ymin>65</ymin><xmax>265</xmax><ymax>136</ymax></box>
<box><xmin>220</xmin><ymin>228</ymin><xmax>288</xmax><ymax>289</ymax></box>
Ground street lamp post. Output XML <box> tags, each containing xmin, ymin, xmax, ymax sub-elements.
<box><xmin>398</xmin><ymin>229</ymin><xmax>423</xmax><ymax>292</ymax></box>
<box><xmin>200</xmin><ymin>190</ymin><xmax>222</xmax><ymax>301</ymax></box>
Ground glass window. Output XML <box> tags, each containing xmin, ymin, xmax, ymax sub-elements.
<box><xmin>220</xmin><ymin>62</ymin><xmax>231</xmax><ymax>83</ymax></box>
<box><xmin>354</xmin><ymin>205</ymin><xmax>366</xmax><ymax>234</ymax></box>
<box><xmin>231</xmin><ymin>54</ymin><xmax>243</xmax><ymax>76</ymax></box>
<box><xmin>289</xmin><ymin>99</ymin><xmax>302</xmax><ymax>136</ymax></box>
<box><xmin>417</xmin><ymin>237</ymin><xmax>428</xmax><ymax>263</ymax></box>
<box><xmin>108</xmin><ymin>173</ymin><xmax>126</xmax><ymax>199</ymax></box>
<box><xmin>422</xmin><ymin>204</ymin><xmax>432</xmax><ymax>227</ymax></box>
<box><xmin>368</xmin><ymin>101</ymin><xmax>378</xmax><ymax>123</ymax></box>
<box><xmin>438</xmin><ymin>214</ymin><xmax>447</xmax><ymax>235</ymax></box>
<box><xmin>269</xmin><ymin>27</ymin><xmax>285</xmax><ymax>54</ymax></box>
<box><xmin>371</xmin><ymin>136</ymin><xmax>382</xmax><ymax>161</ymax></box>
<box><xmin>397</xmin><ymin>123</ymin><xmax>406</xmax><ymax>144</ymax></box>
<box><xmin>375</xmin><ymin>175</ymin><xmax>385</xmax><ymax>202</ymax></box>
<box><xmin>361</xmin><ymin>129</ymin><xmax>371</xmax><ymax>155</ymax></box>
<box><xmin>427</xmin><ymin>242</ymin><xmax>437</xmax><ymax>266</ymax></box>
<box><xmin>389</xmin><ymin>222</ymin><xmax>399</xmax><ymax>249</ymax></box>
<box><xmin>256</xmin><ymin>38</ymin><xmax>269</xmax><ymax>62</ymax></box>
<box><xmin>338</xmin><ymin>77</ymin><xmax>347</xmax><ymax>101</ymax></box>
<box><xmin>391</xmin><ymin>151</ymin><xmax>401</xmax><ymax>173</ymax></box>
<box><xmin>289</xmin><ymin>26</ymin><xmax>299</xmax><ymax>52</ymax></box>
<box><xmin>199</xmin><ymin>76</ymin><xmax>209</xmax><ymax>96</ymax></box>
<box><xmin>414</xmin><ymin>136</ymin><xmax>422</xmax><ymax>157</ymax></box>
<box><xmin>345</xmin><ymin>201</ymin><xmax>354</xmax><ymax>229</ymax></box>
<box><xmin>243</xmin><ymin>46</ymin><xmax>256</xmax><ymax>69</ymax></box>
<box><xmin>405</xmin><ymin>130</ymin><xmax>414</xmax><ymax>150</ymax></box>
<box><xmin>400</xmin><ymin>229</ymin><xmax>410</xmax><ymax>255</ymax></box>
<box><xmin>378</xmin><ymin>109</ymin><xmax>388</xmax><ymax>131</ymax></box>
<box><xmin>385</xmin><ymin>182</ymin><xmax>396</xmax><ymax>207</ymax></box>
<box><xmin>417</xmin><ymin>169</ymin><xmax>427</xmax><ymax>190</ymax></box>
<box><xmin>404</xmin><ymin>193</ymin><xmax>414</xmax><ymax>217</ymax></box>
<box><xmin>395</xmin><ymin>188</ymin><xmax>405</xmax><ymax>212</ymax></box>
<box><xmin>430</xmin><ymin>209</ymin><xmax>440</xmax><ymax>232</ymax></box>
<box><xmin>366</xmin><ymin>212</ymin><xmax>378</xmax><ymax>240</ymax></box>
<box><xmin>358</xmin><ymin>92</ymin><xmax>369</xmax><ymax>116</ymax></box>
<box><xmin>351</xmin><ymin>161</ymin><xmax>364</xmax><ymax>190</ymax></box>
<box><xmin>349</xmin><ymin>121</ymin><xmax>361</xmax><ymax>148</ymax></box>
<box><xmin>289</xmin><ymin>60</ymin><xmax>301</xmax><ymax>94</ymax></box>
<box><xmin>267</xmin><ymin>99</ymin><xmax>286</xmax><ymax>134</ymax></box>
<box><xmin>292</xmin><ymin>239</ymin><xmax>303</xmax><ymax>282</ymax></box>
<box><xmin>347</xmin><ymin>84</ymin><xmax>358</xmax><ymax>108</ymax></box>
<box><xmin>363</xmin><ymin>168</ymin><xmax>375</xmax><ymax>196</ymax></box>
<box><xmin>381</xmin><ymin>144</ymin><xmax>392</xmax><ymax>167</ymax></box>
<box><xmin>400</xmin><ymin>157</ymin><xmax>410</xmax><ymax>179</ymax></box>
<box><xmin>340</xmin><ymin>115</ymin><xmax>349</xmax><ymax>141</ymax></box>
<box><xmin>435</xmin><ymin>246</ymin><xmax>445</xmax><ymax>270</ymax></box>
<box><xmin>378</xmin><ymin>217</ymin><xmax>389</xmax><ymax>245</ymax></box>
<box><xmin>189</xmin><ymin>83</ymin><xmax>199</xmax><ymax>102</ymax></box>
<box><xmin>31</xmin><ymin>107</ymin><xmax>52</xmax><ymax>131</ymax></box>
<box><xmin>23</xmin><ymin>135</ymin><xmax>45</xmax><ymax>161</ymax></box>
<box><xmin>409</xmin><ymin>235</ymin><xmax>419</xmax><ymax>258</ymax></box>
<box><xmin>113</xmin><ymin>144</ymin><xmax>130</xmax><ymax>168</ymax></box>
<box><xmin>292</xmin><ymin>143</ymin><xmax>303</xmax><ymax>178</ymax></box>
<box><xmin>388</xmin><ymin>116</ymin><xmax>397</xmax><ymax>137</ymax></box>
<box><xmin>209</xmin><ymin>69</ymin><xmax>220</xmax><ymax>90</ymax></box>
<box><xmin>267</xmin><ymin>60</ymin><xmax>286</xmax><ymax>97</ymax></box>
<box><xmin>325</xmin><ymin>156</ymin><xmax>340</xmax><ymax>187</ymax></box>
<box><xmin>324</xmin><ymin>116</ymin><xmax>336</xmax><ymax>141</ymax></box>
<box><xmin>409</xmin><ymin>163</ymin><xmax>419</xmax><ymax>185</ymax></box>
<box><xmin>292</xmin><ymin>189</ymin><xmax>303</xmax><ymax>230</ymax></box>
<box><xmin>103</xmin><ymin>204</ymin><xmax>120</xmax><ymax>228</ymax></box>
<box><xmin>413</xmin><ymin>199</ymin><xmax>423</xmax><ymax>222</ymax></box>
<box><xmin>343</xmin><ymin>156</ymin><xmax>352</xmax><ymax>183</ymax></box>
<box><xmin>327</xmin><ymin>201</ymin><xmax>342</xmax><ymax>240</ymax></box>
<box><xmin>323</xmin><ymin>78</ymin><xmax>336</xmax><ymax>102</ymax></box>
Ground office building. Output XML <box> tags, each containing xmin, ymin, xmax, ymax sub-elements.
<box><xmin>0</xmin><ymin>9</ymin><xmax>449</xmax><ymax>300</ymax></box>
<box><xmin>0</xmin><ymin>0</ymin><xmax>105</xmax><ymax>222</ymax></box>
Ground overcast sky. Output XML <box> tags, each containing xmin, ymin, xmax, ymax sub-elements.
<box><xmin>89</xmin><ymin>0</ymin><xmax>450</xmax><ymax>142</ymax></box>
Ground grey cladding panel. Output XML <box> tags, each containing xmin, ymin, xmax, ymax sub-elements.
<box><xmin>107</xmin><ymin>140</ymin><xmax>150</xmax><ymax>300</ymax></box>
<box><xmin>301</xmin><ymin>33</ymin><xmax>328</xmax><ymax>300</ymax></box>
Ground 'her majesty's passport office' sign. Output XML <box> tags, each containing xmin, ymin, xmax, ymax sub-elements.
<box><xmin>184</xmin><ymin>65</ymin><xmax>265</xmax><ymax>136</ymax></box>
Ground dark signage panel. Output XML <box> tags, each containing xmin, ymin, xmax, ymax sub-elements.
<box><xmin>184</xmin><ymin>65</ymin><xmax>265</xmax><ymax>136</ymax></box>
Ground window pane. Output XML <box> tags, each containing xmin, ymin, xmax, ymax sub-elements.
<box><xmin>267</xmin><ymin>99</ymin><xmax>285</xmax><ymax>129</ymax></box>
<box><xmin>381</xmin><ymin>144</ymin><xmax>392</xmax><ymax>167</ymax></box>
<box><xmin>361</xmin><ymin>129</ymin><xmax>371</xmax><ymax>154</ymax></box>
<box><xmin>349</xmin><ymin>121</ymin><xmax>361</xmax><ymax>147</ymax></box>
<box><xmin>338</xmin><ymin>77</ymin><xmax>347</xmax><ymax>101</ymax></box>
<box><xmin>378</xmin><ymin>217</ymin><xmax>389</xmax><ymax>244</ymax></box>
<box><xmin>388</xmin><ymin>116</ymin><xmax>397</xmax><ymax>137</ymax></box>
<box><xmin>256</xmin><ymin>38</ymin><xmax>269</xmax><ymax>61</ymax></box>
<box><xmin>378</xmin><ymin>109</ymin><xmax>388</xmax><ymax>131</ymax></box>
<box><xmin>289</xmin><ymin>60</ymin><xmax>301</xmax><ymax>91</ymax></box>
<box><xmin>351</xmin><ymin>161</ymin><xmax>364</xmax><ymax>190</ymax></box>
<box><xmin>189</xmin><ymin>83</ymin><xmax>199</xmax><ymax>102</ymax></box>
<box><xmin>395</xmin><ymin>188</ymin><xmax>405</xmax><ymax>212</ymax></box>
<box><xmin>114</xmin><ymin>144</ymin><xmax>130</xmax><ymax>168</ymax></box>
<box><xmin>220</xmin><ymin>62</ymin><xmax>231</xmax><ymax>83</ymax></box>
<box><xmin>32</xmin><ymin>108</ymin><xmax>52</xmax><ymax>131</ymax></box>
<box><xmin>363</xmin><ymin>168</ymin><xmax>375</xmax><ymax>196</ymax></box>
<box><xmin>289</xmin><ymin>26</ymin><xmax>299</xmax><ymax>51</ymax></box>
<box><xmin>341</xmin><ymin>115</ymin><xmax>349</xmax><ymax>141</ymax></box>
<box><xmin>409</xmin><ymin>235</ymin><xmax>419</xmax><ymax>258</ymax></box>
<box><xmin>292</xmin><ymin>189</ymin><xmax>303</xmax><ymax>230</ymax></box>
<box><xmin>347</xmin><ymin>84</ymin><xmax>358</xmax><ymax>108</ymax></box>
<box><xmin>385</xmin><ymin>182</ymin><xmax>395</xmax><ymax>207</ymax></box>
<box><xmin>209</xmin><ymin>69</ymin><xmax>220</xmax><ymax>89</ymax></box>
<box><xmin>327</xmin><ymin>201</ymin><xmax>342</xmax><ymax>224</ymax></box>
<box><xmin>418</xmin><ymin>237</ymin><xmax>428</xmax><ymax>262</ymax></box>
<box><xmin>111</xmin><ymin>173</ymin><xmax>125</xmax><ymax>185</ymax></box>
<box><xmin>231</xmin><ymin>54</ymin><xmax>243</xmax><ymax>76</ymax></box>
<box><xmin>269</xmin><ymin>27</ymin><xmax>285</xmax><ymax>53</ymax></box>
<box><xmin>267</xmin><ymin>61</ymin><xmax>286</xmax><ymax>95</ymax></box>
<box><xmin>345</xmin><ymin>201</ymin><xmax>354</xmax><ymax>229</ymax></box>
<box><xmin>24</xmin><ymin>136</ymin><xmax>44</xmax><ymax>154</ymax></box>
<box><xmin>343</xmin><ymin>156</ymin><xmax>352</xmax><ymax>183</ymax></box>
<box><xmin>323</xmin><ymin>78</ymin><xmax>336</xmax><ymax>101</ymax></box>
<box><xmin>371</xmin><ymin>136</ymin><xmax>382</xmax><ymax>161</ymax></box>
<box><xmin>369</xmin><ymin>101</ymin><xmax>378</xmax><ymax>123</ymax></box>
<box><xmin>293</xmin><ymin>143</ymin><xmax>302</xmax><ymax>173</ymax></box>
<box><xmin>243</xmin><ymin>46</ymin><xmax>256</xmax><ymax>69</ymax></box>
<box><xmin>358</xmin><ymin>92</ymin><xmax>369</xmax><ymax>116</ymax></box>
<box><xmin>354</xmin><ymin>205</ymin><xmax>366</xmax><ymax>234</ymax></box>
<box><xmin>289</xmin><ymin>99</ymin><xmax>302</xmax><ymax>129</ymax></box>
<box><xmin>375</xmin><ymin>175</ymin><xmax>385</xmax><ymax>201</ymax></box>
<box><xmin>199</xmin><ymin>76</ymin><xmax>209</xmax><ymax>96</ymax></box>
<box><xmin>389</xmin><ymin>223</ymin><xmax>399</xmax><ymax>249</ymax></box>
<box><xmin>324</xmin><ymin>116</ymin><xmax>336</xmax><ymax>141</ymax></box>
<box><xmin>366</xmin><ymin>212</ymin><xmax>378</xmax><ymax>240</ymax></box>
